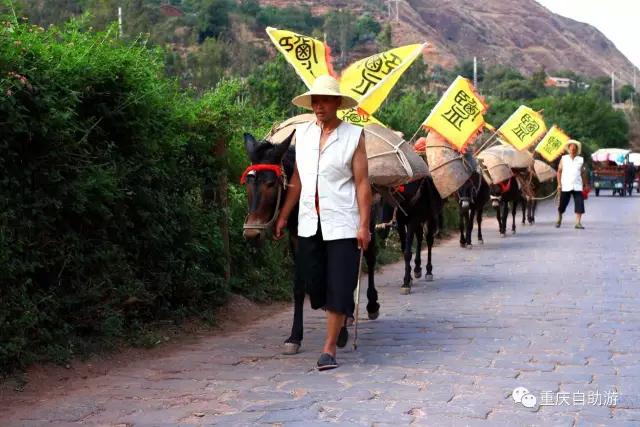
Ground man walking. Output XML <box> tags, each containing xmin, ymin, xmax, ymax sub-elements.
<box><xmin>556</xmin><ymin>140</ymin><xmax>587</xmax><ymax>229</ymax></box>
<box><xmin>274</xmin><ymin>75</ymin><xmax>372</xmax><ymax>371</ymax></box>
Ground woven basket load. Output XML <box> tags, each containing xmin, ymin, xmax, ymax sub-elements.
<box><xmin>483</xmin><ymin>144</ymin><xmax>534</xmax><ymax>169</ymax></box>
<box><xmin>533</xmin><ymin>159</ymin><xmax>556</xmax><ymax>183</ymax></box>
<box><xmin>265</xmin><ymin>114</ymin><xmax>316</xmax><ymax>145</ymax></box>
<box><xmin>424</xmin><ymin>132</ymin><xmax>476</xmax><ymax>198</ymax></box>
<box><xmin>477</xmin><ymin>149</ymin><xmax>513</xmax><ymax>185</ymax></box>
<box><xmin>363</xmin><ymin>124</ymin><xmax>429</xmax><ymax>187</ymax></box>
<box><xmin>265</xmin><ymin>115</ymin><xmax>428</xmax><ymax>187</ymax></box>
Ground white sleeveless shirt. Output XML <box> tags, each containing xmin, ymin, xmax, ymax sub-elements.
<box><xmin>295</xmin><ymin>120</ymin><xmax>362</xmax><ymax>240</ymax></box>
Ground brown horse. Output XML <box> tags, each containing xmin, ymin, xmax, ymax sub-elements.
<box><xmin>241</xmin><ymin>132</ymin><xmax>380</xmax><ymax>355</ymax></box>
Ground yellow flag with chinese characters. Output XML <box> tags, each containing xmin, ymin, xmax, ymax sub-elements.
<box><xmin>266</xmin><ymin>27</ymin><xmax>334</xmax><ymax>88</ymax></box>
<box><xmin>338</xmin><ymin>108</ymin><xmax>386</xmax><ymax>127</ymax></box>
<box><xmin>339</xmin><ymin>43</ymin><xmax>426</xmax><ymax>116</ymax></box>
<box><xmin>498</xmin><ymin>106</ymin><xmax>547</xmax><ymax>151</ymax></box>
<box><xmin>535</xmin><ymin>125</ymin><xmax>571</xmax><ymax>162</ymax></box>
<box><xmin>421</xmin><ymin>76</ymin><xmax>488</xmax><ymax>152</ymax></box>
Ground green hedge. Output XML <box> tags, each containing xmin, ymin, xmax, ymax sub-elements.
<box><xmin>0</xmin><ymin>17</ymin><xmax>292</xmax><ymax>373</ymax></box>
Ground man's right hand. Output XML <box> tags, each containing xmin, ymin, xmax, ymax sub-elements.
<box><xmin>274</xmin><ymin>217</ymin><xmax>287</xmax><ymax>240</ymax></box>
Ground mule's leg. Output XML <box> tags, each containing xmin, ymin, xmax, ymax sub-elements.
<box><xmin>284</xmin><ymin>276</ymin><xmax>305</xmax><ymax>354</ymax></box>
<box><xmin>364</xmin><ymin>233</ymin><xmax>380</xmax><ymax>320</ymax></box>
<box><xmin>531</xmin><ymin>200</ymin><xmax>538</xmax><ymax>224</ymax></box>
<box><xmin>512</xmin><ymin>200</ymin><xmax>518</xmax><ymax>234</ymax></box>
<box><xmin>397</xmin><ymin>219</ymin><xmax>407</xmax><ymax>254</ymax></box>
<box><xmin>459</xmin><ymin>207</ymin><xmax>467</xmax><ymax>247</ymax></box>
<box><xmin>521</xmin><ymin>198</ymin><xmax>526</xmax><ymax>225</ymax></box>
<box><xmin>466</xmin><ymin>206</ymin><xmax>475</xmax><ymax>247</ymax></box>
<box><xmin>414</xmin><ymin>223</ymin><xmax>423</xmax><ymax>278</ymax></box>
<box><xmin>435</xmin><ymin>211</ymin><xmax>445</xmax><ymax>238</ymax></box>
<box><xmin>477</xmin><ymin>205</ymin><xmax>484</xmax><ymax>244</ymax></box>
<box><xmin>425</xmin><ymin>217</ymin><xmax>436</xmax><ymax>281</ymax></box>
<box><xmin>498</xmin><ymin>203</ymin><xmax>506</xmax><ymax>235</ymax></box>
<box><xmin>401</xmin><ymin>221</ymin><xmax>415</xmax><ymax>294</ymax></box>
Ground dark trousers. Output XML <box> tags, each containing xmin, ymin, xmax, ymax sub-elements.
<box><xmin>558</xmin><ymin>190</ymin><xmax>585</xmax><ymax>214</ymax></box>
<box><xmin>296</xmin><ymin>221</ymin><xmax>359</xmax><ymax>316</ymax></box>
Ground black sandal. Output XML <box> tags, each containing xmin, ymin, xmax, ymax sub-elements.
<box><xmin>317</xmin><ymin>353</ymin><xmax>338</xmax><ymax>371</ymax></box>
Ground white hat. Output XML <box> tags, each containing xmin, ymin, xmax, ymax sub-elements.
<box><xmin>292</xmin><ymin>75</ymin><xmax>359</xmax><ymax>110</ymax></box>
<box><xmin>566</xmin><ymin>139</ymin><xmax>582</xmax><ymax>155</ymax></box>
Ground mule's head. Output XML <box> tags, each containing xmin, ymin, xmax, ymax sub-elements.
<box><xmin>457</xmin><ymin>180</ymin><xmax>474</xmax><ymax>213</ymax></box>
<box><xmin>489</xmin><ymin>178</ymin><xmax>512</xmax><ymax>208</ymax></box>
<box><xmin>241</xmin><ymin>131</ymin><xmax>294</xmax><ymax>243</ymax></box>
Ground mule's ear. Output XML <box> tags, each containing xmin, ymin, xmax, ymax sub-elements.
<box><xmin>244</xmin><ymin>133</ymin><xmax>259</xmax><ymax>158</ymax></box>
<box><xmin>273</xmin><ymin>130</ymin><xmax>295</xmax><ymax>160</ymax></box>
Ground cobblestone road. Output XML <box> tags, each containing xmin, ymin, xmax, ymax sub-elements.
<box><xmin>2</xmin><ymin>196</ymin><xmax>640</xmax><ymax>426</ymax></box>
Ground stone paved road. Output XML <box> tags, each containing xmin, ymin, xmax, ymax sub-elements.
<box><xmin>2</xmin><ymin>195</ymin><xmax>640</xmax><ymax>426</ymax></box>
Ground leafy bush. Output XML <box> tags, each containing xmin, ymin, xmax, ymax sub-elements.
<box><xmin>0</xmin><ymin>16</ymin><xmax>290</xmax><ymax>374</ymax></box>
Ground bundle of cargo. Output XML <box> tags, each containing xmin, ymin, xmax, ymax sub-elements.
<box><xmin>363</xmin><ymin>124</ymin><xmax>430</xmax><ymax>187</ymax></box>
<box><xmin>533</xmin><ymin>159</ymin><xmax>556</xmax><ymax>183</ymax></box>
<box><xmin>264</xmin><ymin>114</ymin><xmax>315</xmax><ymax>144</ymax></box>
<box><xmin>424</xmin><ymin>132</ymin><xmax>476</xmax><ymax>198</ymax></box>
<box><xmin>482</xmin><ymin>144</ymin><xmax>534</xmax><ymax>170</ymax></box>
<box><xmin>476</xmin><ymin>149</ymin><xmax>513</xmax><ymax>185</ymax></box>
<box><xmin>265</xmin><ymin>115</ymin><xmax>429</xmax><ymax>187</ymax></box>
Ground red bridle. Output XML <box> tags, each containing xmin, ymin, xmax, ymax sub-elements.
<box><xmin>498</xmin><ymin>178</ymin><xmax>512</xmax><ymax>193</ymax></box>
<box><xmin>240</xmin><ymin>164</ymin><xmax>283</xmax><ymax>184</ymax></box>
<box><xmin>240</xmin><ymin>163</ymin><xmax>286</xmax><ymax>239</ymax></box>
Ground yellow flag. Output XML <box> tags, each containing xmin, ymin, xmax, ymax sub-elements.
<box><xmin>338</xmin><ymin>108</ymin><xmax>385</xmax><ymax>127</ymax></box>
<box><xmin>339</xmin><ymin>43</ymin><xmax>426</xmax><ymax>116</ymax></box>
<box><xmin>266</xmin><ymin>27</ymin><xmax>334</xmax><ymax>88</ymax></box>
<box><xmin>535</xmin><ymin>125</ymin><xmax>571</xmax><ymax>162</ymax></box>
<box><xmin>421</xmin><ymin>76</ymin><xmax>487</xmax><ymax>152</ymax></box>
<box><xmin>498</xmin><ymin>106</ymin><xmax>547</xmax><ymax>151</ymax></box>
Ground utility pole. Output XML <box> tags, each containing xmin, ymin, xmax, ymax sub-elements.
<box><xmin>388</xmin><ymin>0</ymin><xmax>400</xmax><ymax>22</ymax></box>
<box><xmin>473</xmin><ymin>56</ymin><xmax>478</xmax><ymax>88</ymax></box>
<box><xmin>118</xmin><ymin>6</ymin><xmax>123</xmax><ymax>38</ymax></box>
<box><xmin>611</xmin><ymin>71</ymin><xmax>615</xmax><ymax>105</ymax></box>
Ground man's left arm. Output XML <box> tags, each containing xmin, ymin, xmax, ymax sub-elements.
<box><xmin>581</xmin><ymin>160</ymin><xmax>588</xmax><ymax>190</ymax></box>
<box><xmin>352</xmin><ymin>132</ymin><xmax>372</xmax><ymax>250</ymax></box>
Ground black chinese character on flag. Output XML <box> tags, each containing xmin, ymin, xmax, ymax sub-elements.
<box><xmin>441</xmin><ymin>90</ymin><xmax>480</xmax><ymax>131</ymax></box>
<box><xmin>511</xmin><ymin>113</ymin><xmax>540</xmax><ymax>142</ymax></box>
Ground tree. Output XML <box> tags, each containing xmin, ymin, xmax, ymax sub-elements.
<box><xmin>376</xmin><ymin>23</ymin><xmax>392</xmax><ymax>50</ymax></box>
<box><xmin>239</xmin><ymin>0</ymin><xmax>260</xmax><ymax>16</ymax></box>
<box><xmin>454</xmin><ymin>60</ymin><xmax>485</xmax><ymax>83</ymax></box>
<box><xmin>354</xmin><ymin>13</ymin><xmax>381</xmax><ymax>44</ymax></box>
<box><xmin>324</xmin><ymin>10</ymin><xmax>356</xmax><ymax>63</ymax></box>
<box><xmin>529</xmin><ymin>66</ymin><xmax>548</xmax><ymax>97</ymax></box>
<box><xmin>619</xmin><ymin>84</ymin><xmax>636</xmax><ymax>102</ymax></box>
<box><xmin>196</xmin><ymin>0</ymin><xmax>234</xmax><ymax>42</ymax></box>
<box><xmin>493</xmin><ymin>79</ymin><xmax>537</xmax><ymax>100</ymax></box>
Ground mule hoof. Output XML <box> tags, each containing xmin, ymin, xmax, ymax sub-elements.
<box><xmin>368</xmin><ymin>310</ymin><xmax>379</xmax><ymax>320</ymax></box>
<box><xmin>425</xmin><ymin>274</ymin><xmax>434</xmax><ymax>282</ymax></box>
<box><xmin>478</xmin><ymin>239</ymin><xmax>484</xmax><ymax>245</ymax></box>
<box><xmin>512</xmin><ymin>230</ymin><xmax>516</xmax><ymax>235</ymax></box>
<box><xmin>283</xmin><ymin>342</ymin><xmax>300</xmax><ymax>355</ymax></box>
<box><xmin>414</xmin><ymin>270</ymin><xmax>422</xmax><ymax>279</ymax></box>
<box><xmin>460</xmin><ymin>242</ymin><xmax>466</xmax><ymax>248</ymax></box>
<box><xmin>466</xmin><ymin>244</ymin><xmax>473</xmax><ymax>249</ymax></box>
<box><xmin>400</xmin><ymin>286</ymin><xmax>411</xmax><ymax>295</ymax></box>
<box><xmin>500</xmin><ymin>233</ymin><xmax>506</xmax><ymax>238</ymax></box>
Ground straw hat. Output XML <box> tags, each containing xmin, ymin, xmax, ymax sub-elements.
<box><xmin>566</xmin><ymin>139</ymin><xmax>582</xmax><ymax>155</ymax></box>
<box><xmin>292</xmin><ymin>75</ymin><xmax>359</xmax><ymax>110</ymax></box>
